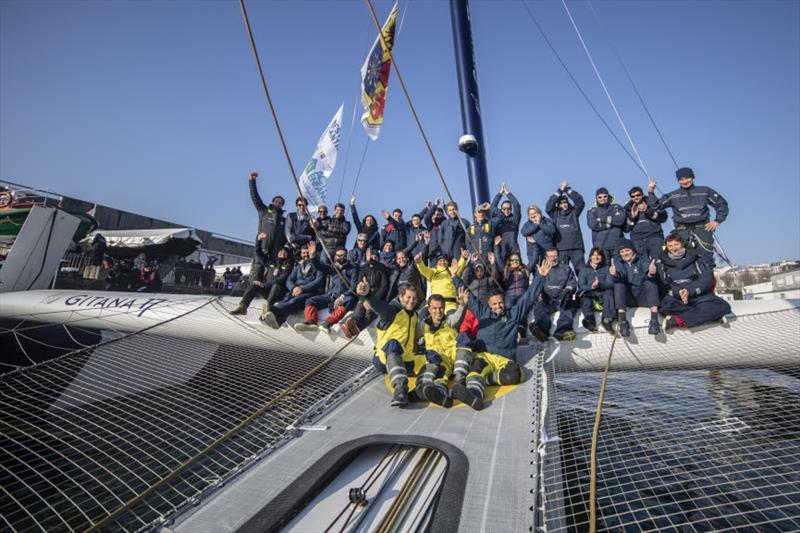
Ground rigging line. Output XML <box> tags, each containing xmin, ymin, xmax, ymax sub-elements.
<box><xmin>560</xmin><ymin>0</ymin><xmax>650</xmax><ymax>177</ymax></box>
<box><xmin>363</xmin><ymin>0</ymin><xmax>504</xmax><ymax>293</ymax></box>
<box><xmin>239</xmin><ymin>0</ymin><xmax>353</xmax><ymax>289</ymax></box>
<box><xmin>519</xmin><ymin>0</ymin><xmax>646</xmax><ymax>177</ymax></box>
<box><xmin>585</xmin><ymin>0</ymin><xmax>679</xmax><ymax>169</ymax></box>
<box><xmin>588</xmin><ymin>321</ymin><xmax>621</xmax><ymax>533</ymax></box>
<box><xmin>350</xmin><ymin>136</ymin><xmax>371</xmax><ymax>196</ymax></box>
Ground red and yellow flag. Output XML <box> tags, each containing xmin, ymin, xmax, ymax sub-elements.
<box><xmin>360</xmin><ymin>3</ymin><xmax>398</xmax><ymax>141</ymax></box>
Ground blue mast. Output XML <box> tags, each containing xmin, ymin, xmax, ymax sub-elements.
<box><xmin>449</xmin><ymin>0</ymin><xmax>490</xmax><ymax>210</ymax></box>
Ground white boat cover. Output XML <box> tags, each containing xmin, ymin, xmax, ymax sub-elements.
<box><xmin>82</xmin><ymin>227</ymin><xmax>202</xmax><ymax>248</ymax></box>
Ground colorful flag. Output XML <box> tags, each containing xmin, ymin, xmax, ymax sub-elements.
<box><xmin>360</xmin><ymin>3</ymin><xmax>398</xmax><ymax>141</ymax></box>
<box><xmin>299</xmin><ymin>104</ymin><xmax>344</xmax><ymax>211</ymax></box>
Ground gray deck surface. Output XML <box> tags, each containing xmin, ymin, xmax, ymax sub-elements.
<box><xmin>168</xmin><ymin>346</ymin><xmax>544</xmax><ymax>533</ymax></box>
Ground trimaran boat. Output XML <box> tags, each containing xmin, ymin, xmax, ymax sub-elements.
<box><xmin>1</xmin><ymin>1</ymin><xmax>798</xmax><ymax>532</ymax></box>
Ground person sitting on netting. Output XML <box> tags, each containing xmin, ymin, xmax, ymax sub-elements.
<box><xmin>577</xmin><ymin>247</ymin><xmax>615</xmax><ymax>333</ymax></box>
<box><xmin>466</xmin><ymin>202</ymin><xmax>494</xmax><ymax>264</ymax></box>
<box><xmin>387</xmin><ymin>249</ymin><xmax>424</xmax><ymax>305</ymax></box>
<box><xmin>231</xmin><ymin>236</ymin><xmax>294</xmax><ymax>316</ymax></box>
<box><xmin>342</xmin><ymin>247</ymin><xmax>391</xmax><ymax>339</ymax></box>
<box><xmin>294</xmin><ymin>241</ymin><xmax>359</xmax><ymax>333</ymax></box>
<box><xmin>529</xmin><ymin>248</ymin><xmax>578</xmax><ymax>342</ymax></box>
<box><xmin>412</xmin><ymin>289</ymin><xmax>468</xmax><ymax>408</ymax></box>
<box><xmin>349</xmin><ymin>195</ymin><xmax>380</xmax><ymax>251</ymax></box>
<box><xmin>380</xmin><ymin>239</ymin><xmax>396</xmax><ymax>268</ymax></box>
<box><xmin>610</xmin><ymin>238</ymin><xmax>661</xmax><ymax>337</ymax></box>
<box><xmin>415</xmin><ymin>237</ymin><xmax>469</xmax><ymax>314</ymax></box>
<box><xmin>450</xmin><ymin>260</ymin><xmax>551</xmax><ymax>411</ymax></box>
<box><xmin>459</xmin><ymin>251</ymin><xmax>499</xmax><ymax>340</ymax></box>
<box><xmin>355</xmin><ymin>279</ymin><xmax>426</xmax><ymax>407</ymax></box>
<box><xmin>546</xmin><ymin>180</ymin><xmax>586</xmax><ymax>272</ymax></box>
<box><xmin>656</xmin><ymin>232</ymin><xmax>731</xmax><ymax>332</ymax></box>
<box><xmin>261</xmin><ymin>243</ymin><xmax>325</xmax><ymax>329</ymax></box>
<box><xmin>587</xmin><ymin>187</ymin><xmax>626</xmax><ymax>261</ymax></box>
<box><xmin>520</xmin><ymin>204</ymin><xmax>556</xmax><ymax>272</ymax></box>
<box><xmin>489</xmin><ymin>182</ymin><xmax>522</xmax><ymax>266</ymax></box>
<box><xmin>380</xmin><ymin>207</ymin><xmax>407</xmax><ymax>252</ymax></box>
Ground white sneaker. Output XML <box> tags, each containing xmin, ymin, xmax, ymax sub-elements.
<box><xmin>262</xmin><ymin>311</ymin><xmax>279</xmax><ymax>330</ymax></box>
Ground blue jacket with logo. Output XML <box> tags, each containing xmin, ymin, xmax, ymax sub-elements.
<box><xmin>587</xmin><ymin>200</ymin><xmax>626</xmax><ymax>251</ymax></box>
<box><xmin>541</xmin><ymin>263</ymin><xmax>577</xmax><ymax>299</ymax></box>
<box><xmin>623</xmin><ymin>200</ymin><xmax>667</xmax><ymax>240</ymax></box>
<box><xmin>647</xmin><ymin>184</ymin><xmax>729</xmax><ymax>226</ymax></box>
<box><xmin>546</xmin><ymin>188</ymin><xmax>586</xmax><ymax>251</ymax></box>
<box><xmin>655</xmin><ymin>249</ymin><xmax>713</xmax><ymax>299</ymax></box>
<box><xmin>610</xmin><ymin>253</ymin><xmax>655</xmax><ymax>296</ymax></box>
<box><xmin>577</xmin><ymin>264</ymin><xmax>614</xmax><ymax>293</ymax></box>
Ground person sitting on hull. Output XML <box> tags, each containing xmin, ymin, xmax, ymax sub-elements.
<box><xmin>520</xmin><ymin>204</ymin><xmax>556</xmax><ymax>272</ymax></box>
<box><xmin>577</xmin><ymin>247</ymin><xmax>615</xmax><ymax>333</ymax></box>
<box><xmin>387</xmin><ymin>249</ymin><xmax>424</xmax><ymax>305</ymax></box>
<box><xmin>610</xmin><ymin>239</ymin><xmax>661</xmax><ymax>337</ymax></box>
<box><xmin>342</xmin><ymin>247</ymin><xmax>391</xmax><ymax>339</ymax></box>
<box><xmin>231</xmin><ymin>236</ymin><xmax>294</xmax><ymax>315</ymax></box>
<box><xmin>294</xmin><ymin>241</ymin><xmax>359</xmax><ymax>333</ymax></box>
<box><xmin>355</xmin><ymin>279</ymin><xmax>426</xmax><ymax>407</ymax></box>
<box><xmin>624</xmin><ymin>186</ymin><xmax>667</xmax><ymax>262</ymax></box>
<box><xmin>261</xmin><ymin>244</ymin><xmax>325</xmax><ymax>329</ymax></box>
<box><xmin>529</xmin><ymin>248</ymin><xmax>578</xmax><ymax>342</ymax></box>
<box><xmin>413</xmin><ymin>290</ymin><xmax>468</xmax><ymax>408</ymax></box>
<box><xmin>450</xmin><ymin>260</ymin><xmax>551</xmax><ymax>411</ymax></box>
<box><xmin>546</xmin><ymin>180</ymin><xmax>586</xmax><ymax>272</ymax></box>
<box><xmin>380</xmin><ymin>207</ymin><xmax>408</xmax><ymax>251</ymax></box>
<box><xmin>466</xmin><ymin>202</ymin><xmax>494</xmax><ymax>264</ymax></box>
<box><xmin>587</xmin><ymin>187</ymin><xmax>626</xmax><ymax>260</ymax></box>
<box><xmin>656</xmin><ymin>233</ymin><xmax>731</xmax><ymax>332</ymax></box>
<box><xmin>647</xmin><ymin>167</ymin><xmax>729</xmax><ymax>267</ymax></box>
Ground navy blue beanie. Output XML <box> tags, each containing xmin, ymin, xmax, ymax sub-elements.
<box><xmin>676</xmin><ymin>167</ymin><xmax>695</xmax><ymax>179</ymax></box>
<box><xmin>596</xmin><ymin>187</ymin><xmax>609</xmax><ymax>197</ymax></box>
<box><xmin>617</xmin><ymin>238</ymin><xmax>636</xmax><ymax>253</ymax></box>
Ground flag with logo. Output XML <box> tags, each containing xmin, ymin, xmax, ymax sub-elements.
<box><xmin>360</xmin><ymin>3</ymin><xmax>398</xmax><ymax>141</ymax></box>
<box><xmin>299</xmin><ymin>104</ymin><xmax>344</xmax><ymax>211</ymax></box>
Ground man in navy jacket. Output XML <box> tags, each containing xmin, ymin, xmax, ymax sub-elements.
<box><xmin>647</xmin><ymin>167</ymin><xmax>729</xmax><ymax>266</ymax></box>
<box><xmin>656</xmin><ymin>233</ymin><xmax>730</xmax><ymax>331</ymax></box>
<box><xmin>624</xmin><ymin>186</ymin><xmax>667</xmax><ymax>261</ymax></box>
<box><xmin>262</xmin><ymin>244</ymin><xmax>325</xmax><ymax>329</ymax></box>
<box><xmin>586</xmin><ymin>187</ymin><xmax>626</xmax><ymax>260</ymax></box>
<box><xmin>520</xmin><ymin>205</ymin><xmax>556</xmax><ymax>272</ymax></box>
<box><xmin>529</xmin><ymin>248</ymin><xmax>578</xmax><ymax>342</ymax></box>
<box><xmin>610</xmin><ymin>239</ymin><xmax>661</xmax><ymax>337</ymax></box>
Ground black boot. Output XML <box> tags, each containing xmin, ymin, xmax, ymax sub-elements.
<box><xmin>450</xmin><ymin>383</ymin><xmax>484</xmax><ymax>410</ymax></box>
<box><xmin>618</xmin><ymin>313</ymin><xmax>631</xmax><ymax>338</ymax></box>
<box><xmin>421</xmin><ymin>382</ymin><xmax>453</xmax><ymax>408</ymax></box>
<box><xmin>601</xmin><ymin>318</ymin><xmax>615</xmax><ymax>334</ymax></box>
<box><xmin>528</xmin><ymin>323</ymin><xmax>549</xmax><ymax>342</ymax></box>
<box><xmin>581</xmin><ymin>318</ymin><xmax>597</xmax><ymax>332</ymax></box>
<box><xmin>390</xmin><ymin>383</ymin><xmax>409</xmax><ymax>407</ymax></box>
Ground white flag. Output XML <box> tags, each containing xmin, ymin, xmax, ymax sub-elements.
<box><xmin>299</xmin><ymin>104</ymin><xmax>344</xmax><ymax>211</ymax></box>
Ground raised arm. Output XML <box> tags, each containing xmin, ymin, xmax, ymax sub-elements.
<box><xmin>507</xmin><ymin>192</ymin><xmax>522</xmax><ymax>226</ymax></box>
<box><xmin>248</xmin><ymin>172</ymin><xmax>267</xmax><ymax>212</ymax></box>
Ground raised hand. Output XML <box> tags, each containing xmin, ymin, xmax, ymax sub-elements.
<box><xmin>537</xmin><ymin>259</ymin><xmax>552</xmax><ymax>277</ymax></box>
<box><xmin>350</xmin><ymin>194</ymin><xmax>356</xmax><ymax>205</ymax></box>
<box><xmin>648</xmin><ymin>259</ymin><xmax>657</xmax><ymax>276</ymax></box>
<box><xmin>257</xmin><ymin>232</ymin><xmax>267</xmax><ymax>240</ymax></box>
<box><xmin>494</xmin><ymin>235</ymin><xmax>502</xmax><ymax>246</ymax></box>
<box><xmin>559</xmin><ymin>180</ymin><xmax>569</xmax><ymax>191</ymax></box>
<box><xmin>381</xmin><ymin>209</ymin><xmax>390</xmax><ymax>219</ymax></box>
<box><xmin>648</xmin><ymin>179</ymin><xmax>657</xmax><ymax>193</ymax></box>
<box><xmin>457</xmin><ymin>285</ymin><xmax>469</xmax><ymax>306</ymax></box>
<box><xmin>414</xmin><ymin>252</ymin><xmax>423</xmax><ymax>264</ymax></box>
<box><xmin>249</xmin><ymin>171</ymin><xmax>258</xmax><ymax>180</ymax></box>
<box><xmin>307</xmin><ymin>240</ymin><xmax>316</xmax><ymax>256</ymax></box>
<box><xmin>461</xmin><ymin>248</ymin><xmax>469</xmax><ymax>260</ymax></box>
<box><xmin>356</xmin><ymin>276</ymin><xmax>370</xmax><ymax>296</ymax></box>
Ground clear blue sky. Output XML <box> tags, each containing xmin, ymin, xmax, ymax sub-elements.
<box><xmin>1</xmin><ymin>0</ymin><xmax>798</xmax><ymax>265</ymax></box>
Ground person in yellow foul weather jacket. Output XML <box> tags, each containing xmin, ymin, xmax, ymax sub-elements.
<box><xmin>415</xmin><ymin>240</ymin><xmax>468</xmax><ymax>314</ymax></box>
<box><xmin>414</xmin><ymin>288</ymin><xmax>469</xmax><ymax>408</ymax></box>
<box><xmin>356</xmin><ymin>278</ymin><xmax>426</xmax><ymax>407</ymax></box>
